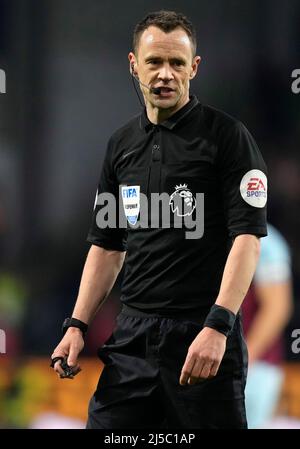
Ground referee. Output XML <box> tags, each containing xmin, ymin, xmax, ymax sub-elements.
<box><xmin>51</xmin><ymin>10</ymin><xmax>267</xmax><ymax>429</ymax></box>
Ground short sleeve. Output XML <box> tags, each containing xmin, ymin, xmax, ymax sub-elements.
<box><xmin>87</xmin><ymin>138</ymin><xmax>127</xmax><ymax>251</ymax></box>
<box><xmin>217</xmin><ymin>121</ymin><xmax>268</xmax><ymax>238</ymax></box>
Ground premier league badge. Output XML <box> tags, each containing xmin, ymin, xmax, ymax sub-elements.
<box><xmin>169</xmin><ymin>183</ymin><xmax>196</xmax><ymax>217</ymax></box>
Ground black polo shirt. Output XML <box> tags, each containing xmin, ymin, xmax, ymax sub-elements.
<box><xmin>87</xmin><ymin>96</ymin><xmax>267</xmax><ymax>312</ymax></box>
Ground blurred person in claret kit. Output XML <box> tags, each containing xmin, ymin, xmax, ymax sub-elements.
<box><xmin>51</xmin><ymin>10</ymin><xmax>268</xmax><ymax>429</ymax></box>
<box><xmin>242</xmin><ymin>223</ymin><xmax>293</xmax><ymax>428</ymax></box>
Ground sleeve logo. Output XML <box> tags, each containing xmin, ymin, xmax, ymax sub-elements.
<box><xmin>240</xmin><ymin>169</ymin><xmax>267</xmax><ymax>208</ymax></box>
<box><xmin>121</xmin><ymin>185</ymin><xmax>140</xmax><ymax>225</ymax></box>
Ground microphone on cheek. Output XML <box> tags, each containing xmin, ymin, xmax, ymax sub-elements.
<box><xmin>135</xmin><ymin>75</ymin><xmax>162</xmax><ymax>95</ymax></box>
<box><xmin>151</xmin><ymin>86</ymin><xmax>162</xmax><ymax>95</ymax></box>
<box><xmin>131</xmin><ymin>65</ymin><xmax>162</xmax><ymax>95</ymax></box>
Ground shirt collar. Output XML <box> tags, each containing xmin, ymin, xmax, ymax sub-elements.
<box><xmin>140</xmin><ymin>95</ymin><xmax>199</xmax><ymax>132</ymax></box>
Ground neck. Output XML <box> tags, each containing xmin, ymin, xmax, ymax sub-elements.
<box><xmin>145</xmin><ymin>93</ymin><xmax>190</xmax><ymax>124</ymax></box>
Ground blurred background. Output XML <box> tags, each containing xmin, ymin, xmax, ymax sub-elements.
<box><xmin>0</xmin><ymin>0</ymin><xmax>299</xmax><ymax>429</ymax></box>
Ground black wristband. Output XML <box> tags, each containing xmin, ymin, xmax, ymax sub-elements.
<box><xmin>62</xmin><ymin>317</ymin><xmax>88</xmax><ymax>337</ymax></box>
<box><xmin>203</xmin><ymin>304</ymin><xmax>236</xmax><ymax>337</ymax></box>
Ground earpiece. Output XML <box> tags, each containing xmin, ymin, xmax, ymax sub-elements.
<box><xmin>131</xmin><ymin>63</ymin><xmax>135</xmax><ymax>75</ymax></box>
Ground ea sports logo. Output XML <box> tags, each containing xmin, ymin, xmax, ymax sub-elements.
<box><xmin>240</xmin><ymin>170</ymin><xmax>267</xmax><ymax>208</ymax></box>
<box><xmin>247</xmin><ymin>178</ymin><xmax>266</xmax><ymax>192</ymax></box>
<box><xmin>169</xmin><ymin>183</ymin><xmax>196</xmax><ymax>217</ymax></box>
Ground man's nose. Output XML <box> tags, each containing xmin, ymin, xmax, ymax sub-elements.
<box><xmin>158</xmin><ymin>64</ymin><xmax>174</xmax><ymax>81</ymax></box>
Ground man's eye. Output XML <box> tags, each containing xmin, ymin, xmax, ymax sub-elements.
<box><xmin>173</xmin><ymin>61</ymin><xmax>184</xmax><ymax>66</ymax></box>
<box><xmin>148</xmin><ymin>60</ymin><xmax>159</xmax><ymax>65</ymax></box>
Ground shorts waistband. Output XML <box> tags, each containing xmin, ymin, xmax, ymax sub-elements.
<box><xmin>120</xmin><ymin>303</ymin><xmax>211</xmax><ymax>323</ymax></box>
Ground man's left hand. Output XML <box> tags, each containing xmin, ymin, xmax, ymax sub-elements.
<box><xmin>179</xmin><ymin>327</ymin><xmax>227</xmax><ymax>385</ymax></box>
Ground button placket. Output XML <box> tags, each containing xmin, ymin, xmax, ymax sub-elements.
<box><xmin>148</xmin><ymin>127</ymin><xmax>161</xmax><ymax>193</ymax></box>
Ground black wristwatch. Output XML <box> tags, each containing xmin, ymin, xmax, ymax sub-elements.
<box><xmin>62</xmin><ymin>317</ymin><xmax>88</xmax><ymax>337</ymax></box>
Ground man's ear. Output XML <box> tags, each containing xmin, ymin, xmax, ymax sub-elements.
<box><xmin>128</xmin><ymin>52</ymin><xmax>136</xmax><ymax>75</ymax></box>
<box><xmin>190</xmin><ymin>55</ymin><xmax>201</xmax><ymax>79</ymax></box>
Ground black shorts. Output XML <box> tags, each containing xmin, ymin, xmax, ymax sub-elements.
<box><xmin>87</xmin><ymin>305</ymin><xmax>248</xmax><ymax>429</ymax></box>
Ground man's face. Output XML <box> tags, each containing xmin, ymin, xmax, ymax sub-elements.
<box><xmin>129</xmin><ymin>26</ymin><xmax>200</xmax><ymax>111</ymax></box>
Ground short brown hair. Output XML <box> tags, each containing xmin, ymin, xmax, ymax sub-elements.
<box><xmin>133</xmin><ymin>10</ymin><xmax>197</xmax><ymax>56</ymax></box>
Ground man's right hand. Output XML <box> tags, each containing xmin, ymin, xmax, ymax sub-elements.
<box><xmin>51</xmin><ymin>327</ymin><xmax>84</xmax><ymax>378</ymax></box>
